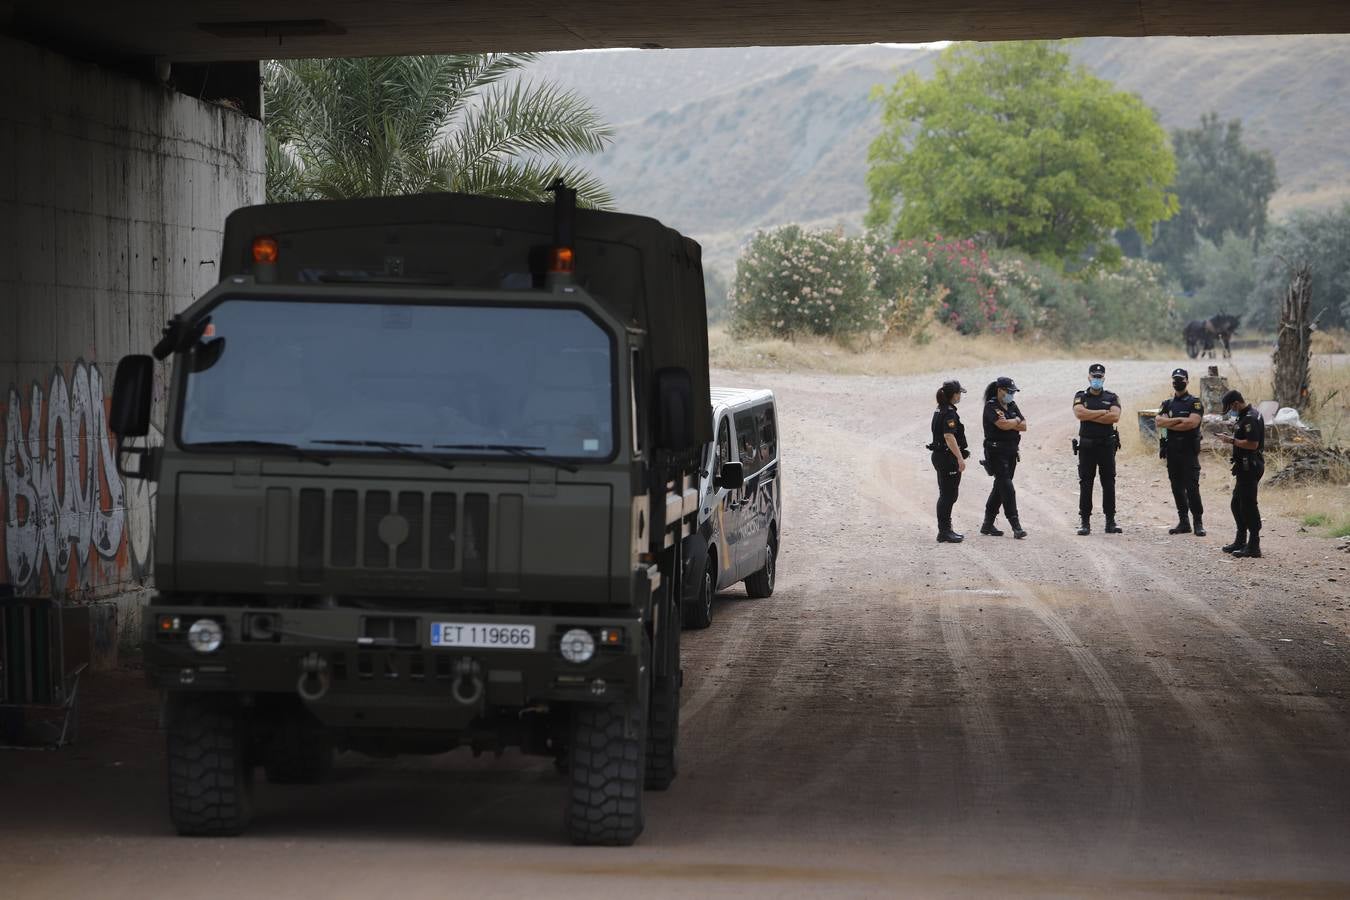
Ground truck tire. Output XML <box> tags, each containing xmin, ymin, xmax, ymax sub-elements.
<box><xmin>564</xmin><ymin>700</ymin><xmax>646</xmax><ymax>846</ymax></box>
<box><xmin>744</xmin><ymin>533</ymin><xmax>777</xmax><ymax>599</ymax></box>
<box><xmin>167</xmin><ymin>698</ymin><xmax>254</xmax><ymax>836</ymax></box>
<box><xmin>645</xmin><ymin>622</ymin><xmax>680</xmax><ymax>791</ymax></box>
<box><xmin>264</xmin><ymin>718</ymin><xmax>335</xmax><ymax>785</ymax></box>
<box><xmin>682</xmin><ymin>557</ymin><xmax>716</xmax><ymax>630</ymax></box>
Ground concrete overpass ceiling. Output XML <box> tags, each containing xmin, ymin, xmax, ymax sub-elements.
<box><xmin>5</xmin><ymin>1</ymin><xmax>1350</xmax><ymax>64</ymax></box>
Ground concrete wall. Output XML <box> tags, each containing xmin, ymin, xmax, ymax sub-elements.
<box><xmin>0</xmin><ymin>35</ymin><xmax>264</xmax><ymax>628</ymax></box>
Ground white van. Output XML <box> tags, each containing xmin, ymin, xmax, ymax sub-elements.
<box><xmin>681</xmin><ymin>388</ymin><xmax>782</xmax><ymax>629</ymax></box>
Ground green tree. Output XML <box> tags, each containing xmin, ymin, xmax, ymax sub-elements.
<box><xmin>1147</xmin><ymin>113</ymin><xmax>1278</xmax><ymax>289</ymax></box>
<box><xmin>1185</xmin><ymin>232</ymin><xmax>1260</xmax><ymax>320</ymax></box>
<box><xmin>264</xmin><ymin>55</ymin><xmax>614</xmax><ymax>206</ymax></box>
<box><xmin>1249</xmin><ymin>204</ymin><xmax>1350</xmax><ymax>330</ymax></box>
<box><xmin>866</xmin><ymin>41</ymin><xmax>1177</xmax><ymax>266</ymax></box>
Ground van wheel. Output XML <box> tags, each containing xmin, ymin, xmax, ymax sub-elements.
<box><xmin>167</xmin><ymin>698</ymin><xmax>254</xmax><ymax>836</ymax></box>
<box><xmin>564</xmin><ymin>700</ymin><xmax>646</xmax><ymax>846</ymax></box>
<box><xmin>744</xmin><ymin>536</ymin><xmax>776</xmax><ymax>599</ymax></box>
<box><xmin>682</xmin><ymin>558</ymin><xmax>716</xmax><ymax>630</ymax></box>
<box><xmin>264</xmin><ymin>717</ymin><xmax>335</xmax><ymax>785</ymax></box>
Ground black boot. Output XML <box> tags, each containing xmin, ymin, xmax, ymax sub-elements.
<box><xmin>1010</xmin><ymin>520</ymin><xmax>1028</xmax><ymax>540</ymax></box>
<box><xmin>1076</xmin><ymin>517</ymin><xmax>1091</xmax><ymax>536</ymax></box>
<box><xmin>1193</xmin><ymin>516</ymin><xmax>1207</xmax><ymax>537</ymax></box>
<box><xmin>1233</xmin><ymin>535</ymin><xmax>1261</xmax><ymax>558</ymax></box>
<box><xmin>937</xmin><ymin>529</ymin><xmax>965</xmax><ymax>544</ymax></box>
<box><xmin>1222</xmin><ymin>531</ymin><xmax>1247</xmax><ymax>553</ymax></box>
<box><xmin>980</xmin><ymin>520</ymin><xmax>1004</xmax><ymax>536</ymax></box>
<box><xmin>1105</xmin><ymin>517</ymin><xmax>1123</xmax><ymax>534</ymax></box>
<box><xmin>1168</xmin><ymin>514</ymin><xmax>1191</xmax><ymax>535</ymax></box>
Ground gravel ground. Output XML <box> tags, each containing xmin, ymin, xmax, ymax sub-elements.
<box><xmin>1</xmin><ymin>352</ymin><xmax>1347</xmax><ymax>899</ymax></box>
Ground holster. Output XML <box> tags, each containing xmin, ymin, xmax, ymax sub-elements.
<box><xmin>1072</xmin><ymin>438</ymin><xmax>1079</xmax><ymax>456</ymax></box>
<box><xmin>1158</xmin><ymin>436</ymin><xmax>1168</xmax><ymax>459</ymax></box>
<box><xmin>1113</xmin><ymin>429</ymin><xmax>1122</xmax><ymax>452</ymax></box>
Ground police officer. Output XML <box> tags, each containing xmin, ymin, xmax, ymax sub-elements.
<box><xmin>980</xmin><ymin>376</ymin><xmax>1028</xmax><ymax>539</ymax></box>
<box><xmin>1155</xmin><ymin>367</ymin><xmax>1206</xmax><ymax>536</ymax></box>
<box><xmin>1216</xmin><ymin>389</ymin><xmax>1265</xmax><ymax>558</ymax></box>
<box><xmin>1073</xmin><ymin>363</ymin><xmax>1123</xmax><ymax>535</ymax></box>
<box><xmin>929</xmin><ymin>380</ymin><xmax>969</xmax><ymax>543</ymax></box>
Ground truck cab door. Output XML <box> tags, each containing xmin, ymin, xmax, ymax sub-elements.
<box><xmin>730</xmin><ymin>408</ymin><xmax>763</xmax><ymax>581</ymax></box>
<box><xmin>711</xmin><ymin>414</ymin><xmax>737</xmax><ymax>590</ymax></box>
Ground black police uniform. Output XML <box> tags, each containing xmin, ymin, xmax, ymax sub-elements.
<box><xmin>930</xmin><ymin>402</ymin><xmax>968</xmax><ymax>537</ymax></box>
<box><xmin>1074</xmin><ymin>386</ymin><xmax>1120</xmax><ymax>524</ymax></box>
<box><xmin>982</xmin><ymin>395</ymin><xmax>1024</xmax><ymax>531</ymax></box>
<box><xmin>1159</xmin><ymin>391</ymin><xmax>1205</xmax><ymax>531</ymax></box>
<box><xmin>1228</xmin><ymin>405</ymin><xmax>1265</xmax><ymax>555</ymax></box>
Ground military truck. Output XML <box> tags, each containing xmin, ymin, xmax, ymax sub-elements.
<box><xmin>108</xmin><ymin>186</ymin><xmax>710</xmax><ymax>846</ymax></box>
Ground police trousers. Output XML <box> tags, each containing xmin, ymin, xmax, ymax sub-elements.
<box><xmin>1165</xmin><ymin>452</ymin><xmax>1203</xmax><ymax>519</ymax></box>
<box><xmin>1078</xmin><ymin>441</ymin><xmax>1116</xmax><ymax>518</ymax></box>
<box><xmin>1231</xmin><ymin>457</ymin><xmax>1264</xmax><ymax>536</ymax></box>
<box><xmin>932</xmin><ymin>453</ymin><xmax>962</xmax><ymax>532</ymax></box>
<box><xmin>984</xmin><ymin>452</ymin><xmax>1019</xmax><ymax>524</ymax></box>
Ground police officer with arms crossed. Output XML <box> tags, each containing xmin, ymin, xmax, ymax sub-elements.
<box><xmin>929</xmin><ymin>380</ymin><xmax>970</xmax><ymax>543</ymax></box>
<box><xmin>1073</xmin><ymin>363</ymin><xmax>1123</xmax><ymax>535</ymax></box>
<box><xmin>1215</xmin><ymin>389</ymin><xmax>1265</xmax><ymax>558</ymax></box>
<box><xmin>1155</xmin><ymin>367</ymin><xmax>1207</xmax><ymax>536</ymax></box>
<box><xmin>981</xmin><ymin>376</ymin><xmax>1028</xmax><ymax>539</ymax></box>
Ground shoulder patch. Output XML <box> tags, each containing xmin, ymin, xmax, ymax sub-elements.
<box><xmin>1193</xmin><ymin>401</ymin><xmax>1203</xmax><ymax>411</ymax></box>
<box><xmin>947</xmin><ymin>419</ymin><xmax>956</xmax><ymax>428</ymax></box>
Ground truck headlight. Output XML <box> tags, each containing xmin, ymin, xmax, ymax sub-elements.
<box><xmin>188</xmin><ymin>619</ymin><xmax>224</xmax><ymax>654</ymax></box>
<box><xmin>559</xmin><ymin>628</ymin><xmax>595</xmax><ymax>664</ymax></box>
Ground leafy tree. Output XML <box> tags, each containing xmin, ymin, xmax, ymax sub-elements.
<box><xmin>1249</xmin><ymin>204</ymin><xmax>1350</xmax><ymax>330</ymax></box>
<box><xmin>1147</xmin><ymin>113</ymin><xmax>1278</xmax><ymax>289</ymax></box>
<box><xmin>264</xmin><ymin>55</ymin><xmax>614</xmax><ymax>206</ymax></box>
<box><xmin>1184</xmin><ymin>232</ymin><xmax>1259</xmax><ymax>320</ymax></box>
<box><xmin>866</xmin><ymin>41</ymin><xmax>1177</xmax><ymax>266</ymax></box>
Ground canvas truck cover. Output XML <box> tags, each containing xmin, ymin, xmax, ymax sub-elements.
<box><xmin>218</xmin><ymin>192</ymin><xmax>712</xmax><ymax>447</ymax></box>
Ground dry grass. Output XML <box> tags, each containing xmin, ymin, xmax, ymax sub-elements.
<box><xmin>708</xmin><ymin>324</ymin><xmax>1178</xmax><ymax>377</ymax></box>
<box><xmin>1224</xmin><ymin>351</ymin><xmax>1350</xmax><ymax>446</ymax></box>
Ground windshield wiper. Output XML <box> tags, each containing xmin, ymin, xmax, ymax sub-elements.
<box><xmin>312</xmin><ymin>439</ymin><xmax>456</xmax><ymax>472</ymax></box>
<box><xmin>191</xmin><ymin>440</ymin><xmax>332</xmax><ymax>466</ymax></box>
<box><xmin>432</xmin><ymin>443</ymin><xmax>580</xmax><ymax>473</ymax></box>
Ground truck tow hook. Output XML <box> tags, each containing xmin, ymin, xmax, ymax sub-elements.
<box><xmin>452</xmin><ymin>658</ymin><xmax>485</xmax><ymax>707</ymax></box>
<box><xmin>297</xmin><ymin>652</ymin><xmax>331</xmax><ymax>702</ymax></box>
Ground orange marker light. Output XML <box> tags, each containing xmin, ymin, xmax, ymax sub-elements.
<box><xmin>549</xmin><ymin>246</ymin><xmax>575</xmax><ymax>273</ymax></box>
<box><xmin>252</xmin><ymin>236</ymin><xmax>279</xmax><ymax>265</ymax></box>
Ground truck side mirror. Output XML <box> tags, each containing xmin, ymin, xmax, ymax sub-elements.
<box><xmin>717</xmin><ymin>461</ymin><xmax>744</xmax><ymax>491</ymax></box>
<box><xmin>110</xmin><ymin>355</ymin><xmax>157</xmax><ymax>480</ymax></box>
<box><xmin>111</xmin><ymin>355</ymin><xmax>153</xmax><ymax>437</ymax></box>
<box><xmin>655</xmin><ymin>367</ymin><xmax>693</xmax><ymax>451</ymax></box>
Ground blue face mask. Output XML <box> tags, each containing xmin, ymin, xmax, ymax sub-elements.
<box><xmin>1089</xmin><ymin>377</ymin><xmax>1104</xmax><ymax>390</ymax></box>
<box><xmin>1002</xmin><ymin>390</ymin><xmax>1016</xmax><ymax>404</ymax></box>
<box><xmin>1226</xmin><ymin>409</ymin><xmax>1239</xmax><ymax>420</ymax></box>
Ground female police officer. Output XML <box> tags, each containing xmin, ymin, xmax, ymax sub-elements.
<box><xmin>981</xmin><ymin>376</ymin><xmax>1028</xmax><ymax>539</ymax></box>
<box><xmin>930</xmin><ymin>380</ymin><xmax>969</xmax><ymax>543</ymax></box>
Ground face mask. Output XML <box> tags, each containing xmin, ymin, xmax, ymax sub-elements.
<box><xmin>1089</xmin><ymin>377</ymin><xmax>1104</xmax><ymax>390</ymax></box>
<box><xmin>1173</xmin><ymin>379</ymin><xmax>1187</xmax><ymax>392</ymax></box>
<box><xmin>1002</xmin><ymin>390</ymin><xmax>1016</xmax><ymax>404</ymax></box>
<box><xmin>1225</xmin><ymin>409</ymin><xmax>1238</xmax><ymax>420</ymax></box>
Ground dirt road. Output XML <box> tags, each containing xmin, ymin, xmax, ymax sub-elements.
<box><xmin>3</xmin><ymin>355</ymin><xmax>1348</xmax><ymax>898</ymax></box>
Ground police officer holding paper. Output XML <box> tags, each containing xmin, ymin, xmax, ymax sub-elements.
<box><xmin>1155</xmin><ymin>367</ymin><xmax>1206</xmax><ymax>537</ymax></box>
<box><xmin>1215</xmin><ymin>389</ymin><xmax>1265</xmax><ymax>558</ymax></box>
<box><xmin>1073</xmin><ymin>363</ymin><xmax>1123</xmax><ymax>536</ymax></box>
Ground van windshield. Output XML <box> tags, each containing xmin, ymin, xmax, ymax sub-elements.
<box><xmin>179</xmin><ymin>298</ymin><xmax>615</xmax><ymax>460</ymax></box>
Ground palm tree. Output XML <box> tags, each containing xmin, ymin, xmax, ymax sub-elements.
<box><xmin>263</xmin><ymin>54</ymin><xmax>615</xmax><ymax>208</ymax></box>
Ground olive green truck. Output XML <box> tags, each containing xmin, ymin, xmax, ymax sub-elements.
<box><xmin>109</xmin><ymin>187</ymin><xmax>711</xmax><ymax>846</ymax></box>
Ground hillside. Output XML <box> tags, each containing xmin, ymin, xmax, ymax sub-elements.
<box><xmin>531</xmin><ymin>37</ymin><xmax>1350</xmax><ymax>275</ymax></box>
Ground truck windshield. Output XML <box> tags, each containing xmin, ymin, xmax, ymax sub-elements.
<box><xmin>179</xmin><ymin>299</ymin><xmax>615</xmax><ymax>460</ymax></box>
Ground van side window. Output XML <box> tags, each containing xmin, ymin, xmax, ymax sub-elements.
<box><xmin>757</xmin><ymin>405</ymin><xmax>777</xmax><ymax>464</ymax></box>
<box><xmin>734</xmin><ymin>409</ymin><xmax>759</xmax><ymax>472</ymax></box>
<box><xmin>716</xmin><ymin>416</ymin><xmax>731</xmax><ymax>470</ymax></box>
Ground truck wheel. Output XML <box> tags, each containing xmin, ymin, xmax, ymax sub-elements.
<box><xmin>682</xmin><ymin>557</ymin><xmax>716</xmax><ymax>630</ymax></box>
<box><xmin>645</xmin><ymin>623</ymin><xmax>680</xmax><ymax>790</ymax></box>
<box><xmin>167</xmin><ymin>698</ymin><xmax>254</xmax><ymax>836</ymax></box>
<box><xmin>264</xmin><ymin>718</ymin><xmax>335</xmax><ymax>785</ymax></box>
<box><xmin>744</xmin><ymin>534</ymin><xmax>777</xmax><ymax>599</ymax></box>
<box><xmin>564</xmin><ymin>700</ymin><xmax>646</xmax><ymax>846</ymax></box>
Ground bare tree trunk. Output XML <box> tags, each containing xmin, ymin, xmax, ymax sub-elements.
<box><xmin>1272</xmin><ymin>263</ymin><xmax>1313</xmax><ymax>411</ymax></box>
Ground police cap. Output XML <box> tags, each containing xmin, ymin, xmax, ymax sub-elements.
<box><xmin>941</xmin><ymin>379</ymin><xmax>966</xmax><ymax>395</ymax></box>
<box><xmin>1088</xmin><ymin>363</ymin><xmax>1106</xmax><ymax>376</ymax></box>
<box><xmin>995</xmin><ymin>376</ymin><xmax>1018</xmax><ymax>391</ymax></box>
<box><xmin>1220</xmin><ymin>389</ymin><xmax>1244</xmax><ymax>411</ymax></box>
<box><xmin>1171</xmin><ymin>367</ymin><xmax>1188</xmax><ymax>380</ymax></box>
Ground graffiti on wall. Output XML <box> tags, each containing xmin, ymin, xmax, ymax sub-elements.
<box><xmin>1</xmin><ymin>361</ymin><xmax>153</xmax><ymax>596</ymax></box>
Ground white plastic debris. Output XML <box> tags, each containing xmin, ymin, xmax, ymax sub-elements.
<box><xmin>1274</xmin><ymin>407</ymin><xmax>1303</xmax><ymax>426</ymax></box>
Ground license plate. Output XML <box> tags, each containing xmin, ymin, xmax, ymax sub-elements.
<box><xmin>430</xmin><ymin>622</ymin><xmax>536</xmax><ymax>650</ymax></box>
